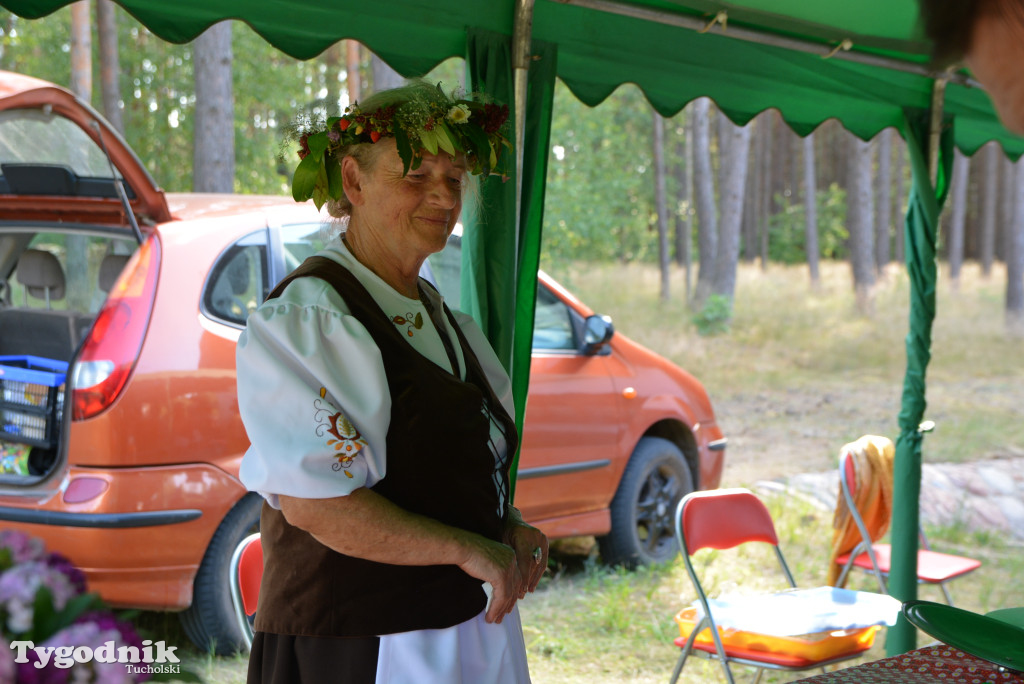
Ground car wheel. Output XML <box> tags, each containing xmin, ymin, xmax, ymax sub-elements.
<box><xmin>598</xmin><ymin>437</ymin><xmax>694</xmax><ymax>568</ymax></box>
<box><xmin>179</xmin><ymin>493</ymin><xmax>262</xmax><ymax>654</ymax></box>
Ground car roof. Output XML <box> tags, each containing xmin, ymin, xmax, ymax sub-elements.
<box><xmin>164</xmin><ymin>193</ymin><xmax>315</xmax><ymax>222</ymax></box>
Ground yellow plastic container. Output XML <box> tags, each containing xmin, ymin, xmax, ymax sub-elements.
<box><xmin>674</xmin><ymin>607</ymin><xmax>878</xmax><ymax>662</ymax></box>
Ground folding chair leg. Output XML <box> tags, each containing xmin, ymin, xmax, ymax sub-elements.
<box><xmin>717</xmin><ymin>660</ymin><xmax>737</xmax><ymax>684</ymax></box>
<box><xmin>668</xmin><ymin>651</ymin><xmax>686</xmax><ymax>684</ymax></box>
<box><xmin>752</xmin><ymin>668</ymin><xmax>765</xmax><ymax>684</ymax></box>
<box><xmin>939</xmin><ymin>581</ymin><xmax>955</xmax><ymax>606</ymax></box>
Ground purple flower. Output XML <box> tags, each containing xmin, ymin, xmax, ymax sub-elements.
<box><xmin>0</xmin><ymin>530</ymin><xmax>46</xmax><ymax>564</ymax></box>
<box><xmin>44</xmin><ymin>553</ymin><xmax>88</xmax><ymax>594</ymax></box>
<box><xmin>0</xmin><ymin>562</ymin><xmax>79</xmax><ymax>634</ymax></box>
<box><xmin>0</xmin><ymin>634</ymin><xmax>15</xmax><ymax>684</ymax></box>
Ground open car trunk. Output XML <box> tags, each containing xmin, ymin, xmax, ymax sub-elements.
<box><xmin>0</xmin><ymin>72</ymin><xmax>166</xmax><ymax>489</ymax></box>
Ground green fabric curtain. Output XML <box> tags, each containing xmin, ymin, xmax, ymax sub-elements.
<box><xmin>464</xmin><ymin>28</ymin><xmax>557</xmax><ymax>497</ymax></box>
<box><xmin>887</xmin><ymin>108</ymin><xmax>953</xmax><ymax>656</ymax></box>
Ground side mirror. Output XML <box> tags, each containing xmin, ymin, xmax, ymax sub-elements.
<box><xmin>582</xmin><ymin>314</ymin><xmax>614</xmax><ymax>355</ymax></box>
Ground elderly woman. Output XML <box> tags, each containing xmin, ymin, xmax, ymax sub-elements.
<box><xmin>236</xmin><ymin>81</ymin><xmax>547</xmax><ymax>684</ymax></box>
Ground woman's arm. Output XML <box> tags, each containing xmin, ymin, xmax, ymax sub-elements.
<box><xmin>279</xmin><ymin>488</ymin><xmax>523</xmax><ymax>624</ymax></box>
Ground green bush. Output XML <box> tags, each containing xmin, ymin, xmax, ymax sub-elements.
<box><xmin>768</xmin><ymin>183</ymin><xmax>849</xmax><ymax>263</ymax></box>
<box><xmin>691</xmin><ymin>294</ymin><xmax>732</xmax><ymax>336</ymax></box>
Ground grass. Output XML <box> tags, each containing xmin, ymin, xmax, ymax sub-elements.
<box><xmin>164</xmin><ymin>259</ymin><xmax>1024</xmax><ymax>683</ymax></box>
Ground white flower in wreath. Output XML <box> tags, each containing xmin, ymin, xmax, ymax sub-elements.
<box><xmin>447</xmin><ymin>104</ymin><xmax>472</xmax><ymax>124</ymax></box>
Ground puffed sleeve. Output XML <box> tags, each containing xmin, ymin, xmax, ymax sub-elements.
<box><xmin>236</xmin><ymin>277</ymin><xmax>390</xmax><ymax>509</ymax></box>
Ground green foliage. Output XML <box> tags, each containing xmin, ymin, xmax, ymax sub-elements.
<box><xmin>691</xmin><ymin>293</ymin><xmax>732</xmax><ymax>336</ymax></box>
<box><xmin>768</xmin><ymin>182</ymin><xmax>849</xmax><ymax>263</ymax></box>
<box><xmin>543</xmin><ymin>81</ymin><xmax>686</xmax><ymax>264</ymax></box>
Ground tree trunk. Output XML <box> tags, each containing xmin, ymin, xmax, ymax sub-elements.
<box><xmin>979</xmin><ymin>142</ymin><xmax>1000</xmax><ymax>277</ymax></box>
<box><xmin>847</xmin><ymin>134</ymin><xmax>876</xmax><ymax>314</ymax></box>
<box><xmin>371</xmin><ymin>53</ymin><xmax>403</xmax><ymax>92</ymax></box>
<box><xmin>653</xmin><ymin>110</ymin><xmax>670</xmax><ymax>301</ymax></box>
<box><xmin>346</xmin><ymin>40</ymin><xmax>362</xmax><ymax>103</ymax></box>
<box><xmin>874</xmin><ymin>128</ymin><xmax>893</xmax><ymax>270</ymax></box>
<box><xmin>740</xmin><ymin>116</ymin><xmax>759</xmax><ymax>263</ymax></box>
<box><xmin>680</xmin><ymin>115</ymin><xmax>695</xmax><ymax>300</ymax></box>
<box><xmin>947</xmin><ymin>149</ymin><xmax>970</xmax><ymax>289</ymax></box>
<box><xmin>1007</xmin><ymin>158</ymin><xmax>1024</xmax><ymax>335</ymax></box>
<box><xmin>193</xmin><ymin>22</ymin><xmax>235</xmax><ymax>193</ymax></box>
<box><xmin>893</xmin><ymin>137</ymin><xmax>907</xmax><ymax>265</ymax></box>
<box><xmin>692</xmin><ymin>98</ymin><xmax>717</xmax><ymax>307</ymax></box>
<box><xmin>999</xmin><ymin>153</ymin><xmax>1015</xmax><ymax>263</ymax></box>
<box><xmin>95</xmin><ymin>0</ymin><xmax>123</xmax><ymax>135</ymax></box>
<box><xmin>803</xmin><ymin>133</ymin><xmax>821</xmax><ymax>288</ymax></box>
<box><xmin>672</xmin><ymin>134</ymin><xmax>688</xmax><ymax>269</ymax></box>
<box><xmin>67</xmin><ymin>1</ymin><xmax>91</xmax><ymax>312</ymax></box>
<box><xmin>711</xmin><ymin>118</ymin><xmax>753</xmax><ymax>306</ymax></box>
<box><xmin>759</xmin><ymin>111</ymin><xmax>774</xmax><ymax>268</ymax></box>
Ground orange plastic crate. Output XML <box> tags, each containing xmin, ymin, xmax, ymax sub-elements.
<box><xmin>674</xmin><ymin>606</ymin><xmax>878</xmax><ymax>662</ymax></box>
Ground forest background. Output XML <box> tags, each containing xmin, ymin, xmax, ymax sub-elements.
<box><xmin>4</xmin><ymin>1</ymin><xmax>1023</xmax><ymax>332</ymax></box>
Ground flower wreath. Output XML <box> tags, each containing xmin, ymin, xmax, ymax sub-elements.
<box><xmin>289</xmin><ymin>82</ymin><xmax>511</xmax><ymax>209</ymax></box>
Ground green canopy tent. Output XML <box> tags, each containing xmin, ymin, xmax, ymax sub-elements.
<box><xmin>5</xmin><ymin>0</ymin><xmax>1022</xmax><ymax>655</ymax></box>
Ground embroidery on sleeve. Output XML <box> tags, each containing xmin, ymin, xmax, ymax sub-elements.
<box><xmin>313</xmin><ymin>387</ymin><xmax>368</xmax><ymax>478</ymax></box>
<box><xmin>391</xmin><ymin>311</ymin><xmax>423</xmax><ymax>337</ymax></box>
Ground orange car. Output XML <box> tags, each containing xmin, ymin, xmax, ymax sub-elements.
<box><xmin>0</xmin><ymin>71</ymin><xmax>725</xmax><ymax>653</ymax></box>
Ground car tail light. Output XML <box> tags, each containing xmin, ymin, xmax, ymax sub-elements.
<box><xmin>72</xmin><ymin>235</ymin><xmax>161</xmax><ymax>420</ymax></box>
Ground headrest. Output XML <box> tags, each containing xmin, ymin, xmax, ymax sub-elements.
<box><xmin>99</xmin><ymin>254</ymin><xmax>131</xmax><ymax>293</ymax></box>
<box><xmin>16</xmin><ymin>249</ymin><xmax>65</xmax><ymax>301</ymax></box>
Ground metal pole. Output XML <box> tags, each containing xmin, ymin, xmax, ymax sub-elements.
<box><xmin>928</xmin><ymin>77</ymin><xmax>948</xmax><ymax>186</ymax></box>
<box><xmin>513</xmin><ymin>0</ymin><xmax>535</xmax><ymax>235</ymax></box>
<box><xmin>511</xmin><ymin>0</ymin><xmax>534</xmax><ymax>381</ymax></box>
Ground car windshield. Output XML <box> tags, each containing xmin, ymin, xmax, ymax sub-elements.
<box><xmin>0</xmin><ymin>109</ymin><xmax>120</xmax><ymax>179</ymax></box>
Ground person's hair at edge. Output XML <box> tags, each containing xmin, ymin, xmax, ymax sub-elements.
<box><xmin>918</xmin><ymin>0</ymin><xmax>983</xmax><ymax>67</ymax></box>
<box><xmin>919</xmin><ymin>0</ymin><xmax>1024</xmax><ymax>68</ymax></box>
<box><xmin>288</xmin><ymin>78</ymin><xmax>507</xmax><ymax>223</ymax></box>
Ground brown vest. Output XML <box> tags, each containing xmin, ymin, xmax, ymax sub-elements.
<box><xmin>253</xmin><ymin>256</ymin><xmax>517</xmax><ymax>637</ymax></box>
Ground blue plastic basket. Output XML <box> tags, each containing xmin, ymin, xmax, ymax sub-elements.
<box><xmin>0</xmin><ymin>355</ymin><xmax>68</xmax><ymax>449</ymax></box>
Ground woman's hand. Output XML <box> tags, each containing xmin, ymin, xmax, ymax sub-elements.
<box><xmin>504</xmin><ymin>507</ymin><xmax>548</xmax><ymax>598</ymax></box>
<box><xmin>456</xmin><ymin>535</ymin><xmax>522</xmax><ymax>624</ymax></box>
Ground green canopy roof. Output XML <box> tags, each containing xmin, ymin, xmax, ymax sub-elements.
<box><xmin>2</xmin><ymin>0</ymin><xmax>1022</xmax><ymax>156</ymax></box>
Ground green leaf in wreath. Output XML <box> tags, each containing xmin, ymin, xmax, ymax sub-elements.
<box><xmin>306</xmin><ymin>131</ymin><xmax>330</xmax><ymax>157</ymax></box>
<box><xmin>420</xmin><ymin>129</ymin><xmax>439</xmax><ymax>155</ymax></box>
<box><xmin>394</xmin><ymin>125</ymin><xmax>414</xmax><ymax>175</ymax></box>
<box><xmin>325</xmin><ymin>153</ymin><xmax>343</xmax><ymax>201</ymax></box>
<box><xmin>292</xmin><ymin>152</ymin><xmax>323</xmax><ymax>203</ymax></box>
<box><xmin>434</xmin><ymin>124</ymin><xmax>456</xmax><ymax>157</ymax></box>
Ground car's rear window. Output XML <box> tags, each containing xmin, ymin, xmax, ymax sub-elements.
<box><xmin>0</xmin><ymin>109</ymin><xmax>120</xmax><ymax>179</ymax></box>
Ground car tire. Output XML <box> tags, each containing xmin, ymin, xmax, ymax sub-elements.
<box><xmin>179</xmin><ymin>493</ymin><xmax>262</xmax><ymax>654</ymax></box>
<box><xmin>598</xmin><ymin>437</ymin><xmax>694</xmax><ymax>568</ymax></box>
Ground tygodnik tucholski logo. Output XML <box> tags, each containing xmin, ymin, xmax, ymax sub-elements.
<box><xmin>8</xmin><ymin>638</ymin><xmax>181</xmax><ymax>674</ymax></box>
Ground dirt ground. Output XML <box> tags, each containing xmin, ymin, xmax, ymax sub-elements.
<box><xmin>711</xmin><ymin>377</ymin><xmax>1024</xmax><ymax>486</ymax></box>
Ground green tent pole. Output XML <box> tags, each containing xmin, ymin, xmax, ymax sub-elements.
<box><xmin>887</xmin><ymin>106</ymin><xmax>953</xmax><ymax>656</ymax></box>
<box><xmin>464</xmin><ymin>28</ymin><xmax>557</xmax><ymax>499</ymax></box>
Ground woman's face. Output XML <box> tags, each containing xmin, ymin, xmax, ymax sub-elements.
<box><xmin>347</xmin><ymin>139</ymin><xmax>467</xmax><ymax>260</ymax></box>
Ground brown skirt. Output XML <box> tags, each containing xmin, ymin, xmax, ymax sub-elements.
<box><xmin>247</xmin><ymin>632</ymin><xmax>381</xmax><ymax>684</ymax></box>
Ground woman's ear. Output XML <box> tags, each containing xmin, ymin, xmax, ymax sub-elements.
<box><xmin>341</xmin><ymin>156</ymin><xmax>366</xmax><ymax>207</ymax></box>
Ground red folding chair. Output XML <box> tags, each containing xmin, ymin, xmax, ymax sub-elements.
<box><xmin>833</xmin><ymin>437</ymin><xmax>981</xmax><ymax>605</ymax></box>
<box><xmin>671</xmin><ymin>488</ymin><xmax>883</xmax><ymax>684</ymax></box>
<box><xmin>229</xmin><ymin>532</ymin><xmax>263</xmax><ymax>650</ymax></box>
